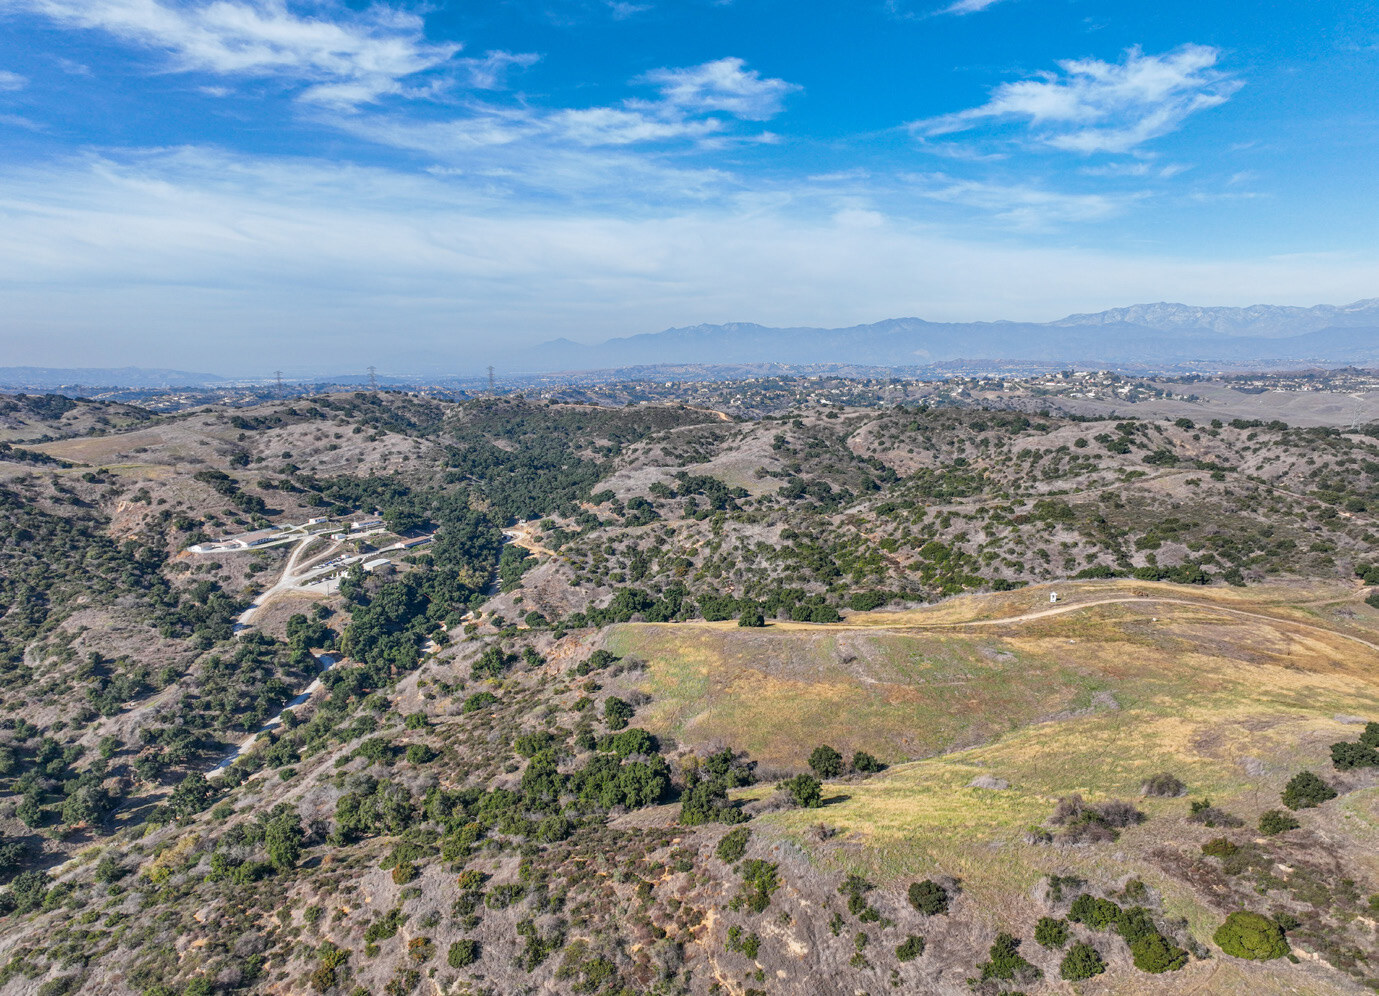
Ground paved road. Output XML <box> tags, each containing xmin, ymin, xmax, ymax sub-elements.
<box><xmin>233</xmin><ymin>533</ymin><xmax>346</xmax><ymax>632</ymax></box>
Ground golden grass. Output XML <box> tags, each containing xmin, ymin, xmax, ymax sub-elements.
<box><xmin>607</xmin><ymin>580</ymin><xmax>1379</xmax><ymax>964</ymax></box>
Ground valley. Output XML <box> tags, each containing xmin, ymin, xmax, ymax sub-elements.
<box><xmin>1</xmin><ymin>386</ymin><xmax>1379</xmax><ymax>995</ymax></box>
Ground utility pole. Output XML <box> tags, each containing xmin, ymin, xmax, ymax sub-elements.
<box><xmin>488</xmin><ymin>365</ymin><xmax>495</xmax><ymax>394</ymax></box>
<box><xmin>273</xmin><ymin>370</ymin><xmax>284</xmax><ymax>398</ymax></box>
<box><xmin>367</xmin><ymin>366</ymin><xmax>378</xmax><ymax>391</ymax></box>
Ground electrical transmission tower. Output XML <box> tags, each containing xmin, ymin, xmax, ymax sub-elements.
<box><xmin>368</xmin><ymin>366</ymin><xmax>378</xmax><ymax>391</ymax></box>
<box><xmin>488</xmin><ymin>365</ymin><xmax>495</xmax><ymax>394</ymax></box>
<box><xmin>273</xmin><ymin>370</ymin><xmax>284</xmax><ymax>398</ymax></box>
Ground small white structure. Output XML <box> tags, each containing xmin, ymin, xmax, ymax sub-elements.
<box><xmin>1050</xmin><ymin>592</ymin><xmax>1060</xmax><ymax>604</ymax></box>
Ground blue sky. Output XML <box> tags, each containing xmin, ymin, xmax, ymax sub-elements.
<box><xmin>0</xmin><ymin>0</ymin><xmax>1375</xmax><ymax>375</ymax></box>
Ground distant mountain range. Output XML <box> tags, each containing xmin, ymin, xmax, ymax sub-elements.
<box><xmin>529</xmin><ymin>299</ymin><xmax>1379</xmax><ymax>372</ymax></box>
<box><xmin>2</xmin><ymin>300</ymin><xmax>1376</xmax><ymax>387</ymax></box>
<box><xmin>0</xmin><ymin>366</ymin><xmax>225</xmax><ymax>389</ymax></box>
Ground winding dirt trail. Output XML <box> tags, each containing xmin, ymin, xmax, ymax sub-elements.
<box><xmin>798</xmin><ymin>588</ymin><xmax>1379</xmax><ymax>657</ymax></box>
<box><xmin>927</xmin><ymin>594</ymin><xmax>1379</xmax><ymax>654</ymax></box>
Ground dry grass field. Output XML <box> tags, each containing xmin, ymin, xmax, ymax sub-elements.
<box><xmin>603</xmin><ymin>580</ymin><xmax>1379</xmax><ymax>990</ymax></box>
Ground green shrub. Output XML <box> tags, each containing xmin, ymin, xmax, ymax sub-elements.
<box><xmin>1059</xmin><ymin>942</ymin><xmax>1106</xmax><ymax>981</ymax></box>
<box><xmin>716</xmin><ymin>827</ymin><xmax>751</xmax><ymax>863</ymax></box>
<box><xmin>978</xmin><ymin>932</ymin><xmax>1040</xmax><ymax>983</ymax></box>
<box><xmin>1213</xmin><ymin>911</ymin><xmax>1288</xmax><ymax>960</ymax></box>
<box><xmin>782</xmin><ymin>774</ymin><xmax>822</xmax><ymax>809</ymax></box>
<box><xmin>603</xmin><ymin>697</ymin><xmax>634</xmax><ymax>730</ymax></box>
<box><xmin>1142</xmin><ymin>772</ymin><xmax>1185</xmax><ymax>797</ymax></box>
<box><xmin>1201</xmin><ymin>837</ymin><xmax>1239</xmax><ymax>858</ymax></box>
<box><xmin>1330</xmin><ymin>740</ymin><xmax>1379</xmax><ymax>770</ymax></box>
<box><xmin>1137</xmin><ymin>933</ymin><xmax>1189</xmax><ymax>975</ymax></box>
<box><xmin>1281</xmin><ymin>771</ymin><xmax>1336</xmax><ymax>810</ymax></box>
<box><xmin>732</xmin><ymin>860</ymin><xmax>780</xmax><ymax>914</ymax></box>
<box><xmin>1114</xmin><ymin>906</ymin><xmax>1157</xmax><ymax>945</ymax></box>
<box><xmin>1034</xmin><ymin>917</ymin><xmax>1068</xmax><ymax>949</ymax></box>
<box><xmin>1068</xmin><ymin>894</ymin><xmax>1120</xmax><ymax>929</ymax></box>
<box><xmin>895</xmin><ymin>935</ymin><xmax>925</xmax><ymax>962</ymax></box>
<box><xmin>808</xmin><ymin>745</ymin><xmax>843</xmax><ymax>779</ymax></box>
<box><xmin>851</xmin><ymin>751</ymin><xmax>884</xmax><ymax>773</ymax></box>
<box><xmin>1258</xmin><ymin>810</ymin><xmax>1301</xmax><ymax>836</ymax></box>
<box><xmin>462</xmin><ymin>692</ymin><xmax>498</xmax><ymax>713</ymax></box>
<box><xmin>907</xmin><ymin>880</ymin><xmax>950</xmax><ymax>916</ymax></box>
<box><xmin>405</xmin><ymin>743</ymin><xmax>436</xmax><ymax>764</ymax></box>
<box><xmin>448</xmin><ymin>939</ymin><xmax>479</xmax><ymax>968</ymax></box>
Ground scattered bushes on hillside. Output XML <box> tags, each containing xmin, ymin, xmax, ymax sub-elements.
<box><xmin>1213</xmin><ymin>911</ymin><xmax>1288</xmax><ymax>961</ymax></box>
<box><xmin>1187</xmin><ymin>797</ymin><xmax>1244</xmax><ymax>828</ymax></box>
<box><xmin>1047</xmin><ymin>794</ymin><xmax>1144</xmax><ymax>843</ymax></box>
<box><xmin>808</xmin><ymin>745</ymin><xmax>844</xmax><ymax>779</ymax></box>
<box><xmin>782</xmin><ymin>774</ymin><xmax>823</xmax><ymax>809</ymax></box>
<box><xmin>977</xmin><ymin>932</ymin><xmax>1041</xmax><ymax>984</ymax></box>
<box><xmin>448</xmin><ymin>939</ymin><xmax>479</xmax><ymax>968</ymax></box>
<box><xmin>716</xmin><ymin>827</ymin><xmax>751</xmax><ymax>863</ymax></box>
<box><xmin>603</xmin><ymin>696</ymin><xmax>634</xmax><ymax>730</ymax></box>
<box><xmin>1141</xmin><ymin>772</ymin><xmax>1186</xmax><ymax>797</ymax></box>
<box><xmin>1201</xmin><ymin>837</ymin><xmax>1239</xmax><ymax>859</ymax></box>
<box><xmin>1131</xmin><ymin>932</ymin><xmax>1190</xmax><ymax>973</ymax></box>
<box><xmin>907</xmin><ymin>880</ymin><xmax>951</xmax><ymax>916</ymax></box>
<box><xmin>851</xmin><ymin>750</ymin><xmax>884</xmax><ymax>774</ymax></box>
<box><xmin>1060</xmin><ymin>941</ymin><xmax>1106</xmax><ymax>981</ymax></box>
<box><xmin>730</xmin><ymin>859</ymin><xmax>781</xmax><ymax>914</ymax></box>
<box><xmin>678</xmin><ymin>748</ymin><xmax>754</xmax><ymax>826</ymax></box>
<box><xmin>895</xmin><ymin>935</ymin><xmax>925</xmax><ymax>962</ymax></box>
<box><xmin>1330</xmin><ymin>722</ymin><xmax>1379</xmax><ymax>770</ymax></box>
<box><xmin>1035</xmin><ymin>916</ymin><xmax>1068</xmax><ymax>949</ymax></box>
<box><xmin>1258</xmin><ymin>810</ymin><xmax>1301</xmax><ymax>836</ymax></box>
<box><xmin>1069</xmin><ymin>894</ymin><xmax>1121</xmax><ymax>930</ymax></box>
<box><xmin>1281</xmin><ymin>771</ymin><xmax>1336</xmax><ymax>810</ymax></box>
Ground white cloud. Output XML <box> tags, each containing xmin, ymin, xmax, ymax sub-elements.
<box><xmin>639</xmin><ymin>57</ymin><xmax>800</xmax><ymax>120</ymax></box>
<box><xmin>4</xmin><ymin>147</ymin><xmax>1371</xmax><ymax>375</ymax></box>
<box><xmin>606</xmin><ymin>1</ymin><xmax>650</xmax><ymax>18</ymax></box>
<box><xmin>550</xmin><ymin>106</ymin><xmax>723</xmax><ymax>146</ymax></box>
<box><xmin>941</xmin><ymin>0</ymin><xmax>1007</xmax><ymax>14</ymax></box>
<box><xmin>914</xmin><ymin>45</ymin><xmax>1241</xmax><ymax>154</ymax></box>
<box><xmin>0</xmin><ymin>70</ymin><xmax>27</xmax><ymax>90</ymax></box>
<box><xmin>907</xmin><ymin>173</ymin><xmax>1137</xmax><ymax>228</ymax></box>
<box><xmin>323</xmin><ymin>57</ymin><xmax>798</xmax><ymax>163</ymax></box>
<box><xmin>2</xmin><ymin>0</ymin><xmax>459</xmax><ymax>105</ymax></box>
<box><xmin>457</xmin><ymin>50</ymin><xmax>539</xmax><ymax>90</ymax></box>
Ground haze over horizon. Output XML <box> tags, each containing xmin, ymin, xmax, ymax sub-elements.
<box><xmin>0</xmin><ymin>0</ymin><xmax>1375</xmax><ymax>372</ymax></box>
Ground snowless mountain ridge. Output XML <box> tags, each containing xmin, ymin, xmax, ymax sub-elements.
<box><xmin>1051</xmin><ymin>299</ymin><xmax>1379</xmax><ymax>336</ymax></box>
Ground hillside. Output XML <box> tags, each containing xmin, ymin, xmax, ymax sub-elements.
<box><xmin>1</xmin><ymin>389</ymin><xmax>1379</xmax><ymax>995</ymax></box>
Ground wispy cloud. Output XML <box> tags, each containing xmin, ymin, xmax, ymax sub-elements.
<box><xmin>4</xmin><ymin>147</ymin><xmax>1371</xmax><ymax>372</ymax></box>
<box><xmin>1</xmin><ymin>0</ymin><xmax>461</xmax><ymax>106</ymax></box>
<box><xmin>912</xmin><ymin>44</ymin><xmax>1241</xmax><ymax>154</ymax></box>
<box><xmin>0</xmin><ymin>70</ymin><xmax>28</xmax><ymax>91</ymax></box>
<box><xmin>906</xmin><ymin>172</ymin><xmax>1140</xmax><ymax>228</ymax></box>
<box><xmin>606</xmin><ymin>1</ymin><xmax>651</xmax><ymax>18</ymax></box>
<box><xmin>639</xmin><ymin>57</ymin><xmax>799</xmax><ymax>120</ymax></box>
<box><xmin>940</xmin><ymin>0</ymin><xmax>1008</xmax><ymax>15</ymax></box>
<box><xmin>324</xmin><ymin>56</ymin><xmax>798</xmax><ymax>169</ymax></box>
